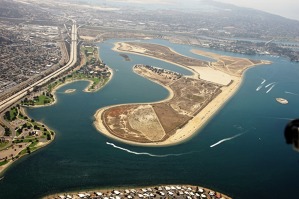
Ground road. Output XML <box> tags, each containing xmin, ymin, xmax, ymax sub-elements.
<box><xmin>0</xmin><ymin>21</ymin><xmax>78</xmax><ymax>113</ymax></box>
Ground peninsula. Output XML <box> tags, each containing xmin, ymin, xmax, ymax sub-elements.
<box><xmin>0</xmin><ymin>45</ymin><xmax>113</xmax><ymax>175</ymax></box>
<box><xmin>94</xmin><ymin>42</ymin><xmax>271</xmax><ymax>146</ymax></box>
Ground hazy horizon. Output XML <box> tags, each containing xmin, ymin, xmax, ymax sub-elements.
<box><xmin>77</xmin><ymin>0</ymin><xmax>299</xmax><ymax>21</ymax></box>
<box><xmin>215</xmin><ymin>0</ymin><xmax>299</xmax><ymax>21</ymax></box>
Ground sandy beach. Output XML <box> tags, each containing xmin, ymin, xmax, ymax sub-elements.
<box><xmin>94</xmin><ymin>76</ymin><xmax>241</xmax><ymax>147</ymax></box>
<box><xmin>112</xmin><ymin>42</ymin><xmax>197</xmax><ymax>78</ymax></box>
<box><xmin>93</xmin><ymin>41</ymin><xmax>268</xmax><ymax>146</ymax></box>
<box><xmin>65</xmin><ymin>89</ymin><xmax>76</xmax><ymax>93</ymax></box>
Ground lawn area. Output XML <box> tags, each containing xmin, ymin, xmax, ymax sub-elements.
<box><xmin>82</xmin><ymin>46</ymin><xmax>94</xmax><ymax>54</ymax></box>
<box><xmin>34</xmin><ymin>95</ymin><xmax>52</xmax><ymax>105</ymax></box>
<box><xmin>0</xmin><ymin>160</ymin><xmax>8</xmax><ymax>166</ymax></box>
<box><xmin>22</xmin><ymin>95</ymin><xmax>53</xmax><ymax>106</ymax></box>
<box><xmin>0</xmin><ymin>141</ymin><xmax>9</xmax><ymax>149</ymax></box>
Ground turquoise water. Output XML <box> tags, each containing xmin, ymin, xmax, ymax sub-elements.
<box><xmin>0</xmin><ymin>39</ymin><xmax>299</xmax><ymax>199</ymax></box>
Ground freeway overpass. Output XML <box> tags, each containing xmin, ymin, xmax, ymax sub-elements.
<box><xmin>0</xmin><ymin>21</ymin><xmax>78</xmax><ymax>112</ymax></box>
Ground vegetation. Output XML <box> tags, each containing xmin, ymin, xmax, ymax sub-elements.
<box><xmin>21</xmin><ymin>93</ymin><xmax>53</xmax><ymax>106</ymax></box>
<box><xmin>0</xmin><ymin>160</ymin><xmax>8</xmax><ymax>166</ymax></box>
<box><xmin>0</xmin><ymin>141</ymin><xmax>9</xmax><ymax>149</ymax></box>
<box><xmin>4</xmin><ymin>106</ymin><xmax>18</xmax><ymax>121</ymax></box>
<box><xmin>4</xmin><ymin>127</ymin><xmax>11</xmax><ymax>136</ymax></box>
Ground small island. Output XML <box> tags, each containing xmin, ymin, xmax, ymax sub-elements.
<box><xmin>65</xmin><ymin>89</ymin><xmax>76</xmax><ymax>94</ymax></box>
<box><xmin>276</xmin><ymin>98</ymin><xmax>288</xmax><ymax>104</ymax></box>
<box><xmin>94</xmin><ymin>42</ymin><xmax>271</xmax><ymax>146</ymax></box>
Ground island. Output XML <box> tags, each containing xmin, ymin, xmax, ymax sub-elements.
<box><xmin>276</xmin><ymin>98</ymin><xmax>288</xmax><ymax>104</ymax></box>
<box><xmin>94</xmin><ymin>42</ymin><xmax>271</xmax><ymax>146</ymax></box>
<box><xmin>65</xmin><ymin>89</ymin><xmax>76</xmax><ymax>94</ymax></box>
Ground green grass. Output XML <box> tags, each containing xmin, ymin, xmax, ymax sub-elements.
<box><xmin>19</xmin><ymin>149</ymin><xmax>28</xmax><ymax>156</ymax></box>
<box><xmin>22</xmin><ymin>95</ymin><xmax>53</xmax><ymax>106</ymax></box>
<box><xmin>34</xmin><ymin>95</ymin><xmax>53</xmax><ymax>105</ymax></box>
<box><xmin>18</xmin><ymin>114</ymin><xmax>25</xmax><ymax>119</ymax></box>
<box><xmin>82</xmin><ymin>46</ymin><xmax>94</xmax><ymax>54</ymax></box>
<box><xmin>0</xmin><ymin>141</ymin><xmax>9</xmax><ymax>149</ymax></box>
<box><xmin>0</xmin><ymin>160</ymin><xmax>8</xmax><ymax>166</ymax></box>
<box><xmin>4</xmin><ymin>107</ymin><xmax>18</xmax><ymax>121</ymax></box>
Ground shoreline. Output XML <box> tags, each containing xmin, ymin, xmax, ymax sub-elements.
<box><xmin>24</xmin><ymin>67</ymin><xmax>114</xmax><ymax>108</ymax></box>
<box><xmin>43</xmin><ymin>184</ymin><xmax>232</xmax><ymax>199</ymax></box>
<box><xmin>0</xmin><ymin>107</ymin><xmax>55</xmax><ymax>176</ymax></box>
<box><xmin>1</xmin><ymin>49</ymin><xmax>114</xmax><ymax>175</ymax></box>
<box><xmin>112</xmin><ymin>42</ymin><xmax>197</xmax><ymax>78</ymax></box>
<box><xmin>94</xmin><ymin>76</ymin><xmax>242</xmax><ymax>147</ymax></box>
<box><xmin>94</xmin><ymin>41</ymin><xmax>268</xmax><ymax>147</ymax></box>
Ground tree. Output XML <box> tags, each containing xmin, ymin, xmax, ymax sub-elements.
<box><xmin>4</xmin><ymin>127</ymin><xmax>11</xmax><ymax>136</ymax></box>
<box><xmin>4</xmin><ymin>111</ymin><xmax>10</xmax><ymax>121</ymax></box>
<box><xmin>26</xmin><ymin>147</ymin><xmax>31</xmax><ymax>154</ymax></box>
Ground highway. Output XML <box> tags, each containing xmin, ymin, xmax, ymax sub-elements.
<box><xmin>0</xmin><ymin>21</ymin><xmax>78</xmax><ymax>112</ymax></box>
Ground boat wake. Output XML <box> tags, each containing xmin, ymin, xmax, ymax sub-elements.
<box><xmin>256</xmin><ymin>85</ymin><xmax>263</xmax><ymax>91</ymax></box>
<box><xmin>256</xmin><ymin>79</ymin><xmax>266</xmax><ymax>91</ymax></box>
<box><xmin>265</xmin><ymin>117</ymin><xmax>294</xmax><ymax>121</ymax></box>
<box><xmin>210</xmin><ymin>133</ymin><xmax>244</xmax><ymax>148</ymax></box>
<box><xmin>265</xmin><ymin>82</ymin><xmax>276</xmax><ymax>88</ymax></box>
<box><xmin>285</xmin><ymin>91</ymin><xmax>298</xmax><ymax>96</ymax></box>
<box><xmin>266</xmin><ymin>84</ymin><xmax>276</xmax><ymax>93</ymax></box>
<box><xmin>106</xmin><ymin>142</ymin><xmax>193</xmax><ymax>158</ymax></box>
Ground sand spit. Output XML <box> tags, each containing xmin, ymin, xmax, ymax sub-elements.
<box><xmin>94</xmin><ymin>42</ymin><xmax>270</xmax><ymax>146</ymax></box>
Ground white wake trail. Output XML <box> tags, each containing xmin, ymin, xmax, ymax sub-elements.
<box><xmin>265</xmin><ymin>117</ymin><xmax>294</xmax><ymax>121</ymax></box>
<box><xmin>285</xmin><ymin>91</ymin><xmax>299</xmax><ymax>96</ymax></box>
<box><xmin>266</xmin><ymin>84</ymin><xmax>276</xmax><ymax>93</ymax></box>
<box><xmin>210</xmin><ymin>133</ymin><xmax>243</xmax><ymax>148</ymax></box>
<box><xmin>106</xmin><ymin>142</ymin><xmax>192</xmax><ymax>157</ymax></box>
<box><xmin>256</xmin><ymin>85</ymin><xmax>263</xmax><ymax>91</ymax></box>
<box><xmin>256</xmin><ymin>79</ymin><xmax>266</xmax><ymax>91</ymax></box>
<box><xmin>265</xmin><ymin>82</ymin><xmax>276</xmax><ymax>88</ymax></box>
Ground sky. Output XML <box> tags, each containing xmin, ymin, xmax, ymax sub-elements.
<box><xmin>214</xmin><ymin>0</ymin><xmax>299</xmax><ymax>20</ymax></box>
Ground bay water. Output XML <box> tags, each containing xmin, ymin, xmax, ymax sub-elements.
<box><xmin>0</xmin><ymin>39</ymin><xmax>298</xmax><ymax>199</ymax></box>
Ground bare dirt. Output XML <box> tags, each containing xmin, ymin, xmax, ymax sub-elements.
<box><xmin>101</xmin><ymin>65</ymin><xmax>220</xmax><ymax>143</ymax></box>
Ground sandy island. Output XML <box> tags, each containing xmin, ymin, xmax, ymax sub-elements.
<box><xmin>65</xmin><ymin>89</ymin><xmax>76</xmax><ymax>93</ymax></box>
<box><xmin>94</xmin><ymin>42</ymin><xmax>271</xmax><ymax>146</ymax></box>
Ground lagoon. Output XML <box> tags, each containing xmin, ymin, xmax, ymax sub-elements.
<box><xmin>0</xmin><ymin>39</ymin><xmax>298</xmax><ymax>199</ymax></box>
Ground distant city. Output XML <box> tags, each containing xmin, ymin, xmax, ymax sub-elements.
<box><xmin>1</xmin><ymin>0</ymin><xmax>298</xmax><ymax>98</ymax></box>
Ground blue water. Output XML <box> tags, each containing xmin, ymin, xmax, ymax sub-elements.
<box><xmin>0</xmin><ymin>39</ymin><xmax>298</xmax><ymax>199</ymax></box>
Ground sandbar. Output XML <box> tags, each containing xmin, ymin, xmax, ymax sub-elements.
<box><xmin>64</xmin><ymin>89</ymin><xmax>76</xmax><ymax>93</ymax></box>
